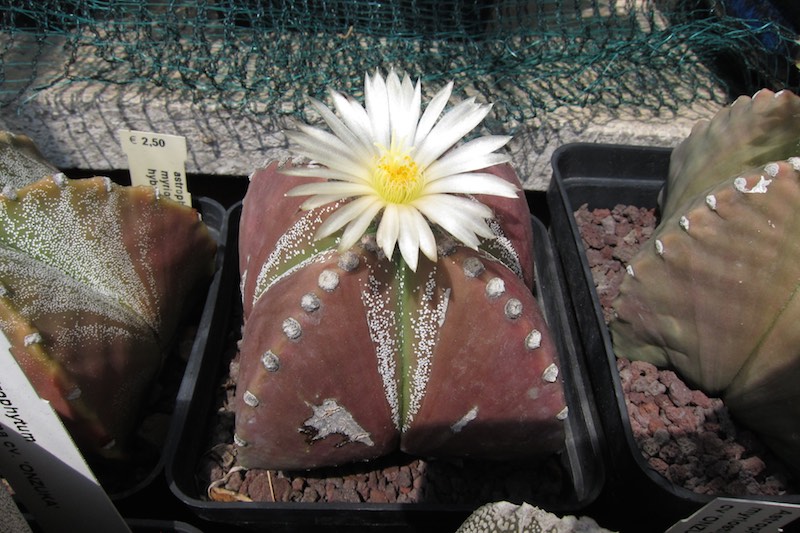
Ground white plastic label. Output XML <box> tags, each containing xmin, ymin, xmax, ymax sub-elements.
<box><xmin>666</xmin><ymin>497</ymin><xmax>800</xmax><ymax>533</ymax></box>
<box><xmin>119</xmin><ymin>129</ymin><xmax>192</xmax><ymax>206</ymax></box>
<box><xmin>0</xmin><ymin>333</ymin><xmax>131</xmax><ymax>532</ymax></box>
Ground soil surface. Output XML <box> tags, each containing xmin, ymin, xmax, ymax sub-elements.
<box><xmin>574</xmin><ymin>202</ymin><xmax>795</xmax><ymax>497</ymax></box>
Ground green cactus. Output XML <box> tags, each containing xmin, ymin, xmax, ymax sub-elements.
<box><xmin>610</xmin><ymin>88</ymin><xmax>800</xmax><ymax>473</ymax></box>
<box><xmin>234</xmin><ymin>162</ymin><xmax>567</xmax><ymax>470</ymax></box>
<box><xmin>0</xmin><ymin>137</ymin><xmax>217</xmax><ymax>458</ymax></box>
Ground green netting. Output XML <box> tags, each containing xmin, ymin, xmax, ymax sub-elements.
<box><xmin>0</xmin><ymin>0</ymin><xmax>798</xmax><ymax>130</ymax></box>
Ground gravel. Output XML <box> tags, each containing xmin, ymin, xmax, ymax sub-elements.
<box><xmin>574</xmin><ymin>202</ymin><xmax>796</xmax><ymax>497</ymax></box>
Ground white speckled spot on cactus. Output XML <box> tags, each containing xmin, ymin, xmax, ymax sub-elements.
<box><xmin>300</xmin><ymin>293</ymin><xmax>320</xmax><ymax>313</ymax></box>
<box><xmin>318</xmin><ymin>269</ymin><xmax>339</xmax><ymax>292</ymax></box>
<box><xmin>789</xmin><ymin>157</ymin><xmax>800</xmax><ymax>171</ymax></box>
<box><xmin>282</xmin><ymin>317</ymin><xmax>302</xmax><ymax>340</ymax></box>
<box><xmin>655</xmin><ymin>239</ymin><xmax>665</xmax><ymax>256</ymax></box>
<box><xmin>485</xmin><ymin>277</ymin><xmax>505</xmax><ymax>299</ymax></box>
<box><xmin>66</xmin><ymin>387</ymin><xmax>81</xmax><ymax>401</ymax></box>
<box><xmin>23</xmin><ymin>332</ymin><xmax>42</xmax><ymax>346</ymax></box>
<box><xmin>243</xmin><ymin>390</ymin><xmax>259</xmax><ymax>407</ymax></box>
<box><xmin>337</xmin><ymin>251</ymin><xmax>360</xmax><ymax>272</ymax></box>
<box><xmin>706</xmin><ymin>194</ymin><xmax>717</xmax><ymax>211</ymax></box>
<box><xmin>526</xmin><ymin>329</ymin><xmax>542</xmax><ymax>350</ymax></box>
<box><xmin>542</xmin><ymin>363</ymin><xmax>558</xmax><ymax>382</ymax></box>
<box><xmin>261</xmin><ymin>350</ymin><xmax>280</xmax><ymax>372</ymax></box>
<box><xmin>233</xmin><ymin>433</ymin><xmax>247</xmax><ymax>447</ymax></box>
<box><xmin>451</xmin><ymin>406</ymin><xmax>479</xmax><ymax>433</ymax></box>
<box><xmin>679</xmin><ymin>216</ymin><xmax>690</xmax><ymax>232</ymax></box>
<box><xmin>2</xmin><ymin>185</ymin><xmax>17</xmax><ymax>200</ymax></box>
<box><xmin>303</xmin><ymin>398</ymin><xmax>374</xmax><ymax>446</ymax></box>
<box><xmin>504</xmin><ymin>298</ymin><xmax>523</xmax><ymax>319</ymax></box>
<box><xmin>556</xmin><ymin>406</ymin><xmax>569</xmax><ymax>420</ymax></box>
<box><xmin>626</xmin><ymin>264</ymin><xmax>635</xmax><ymax>277</ymax></box>
<box><xmin>487</xmin><ymin>218</ymin><xmax>523</xmax><ymax>278</ymax></box>
<box><xmin>463</xmin><ymin>257</ymin><xmax>485</xmax><ymax>278</ymax></box>
<box><xmin>0</xmin><ymin>282</ymin><xmax>7</xmax><ymax>297</ymax></box>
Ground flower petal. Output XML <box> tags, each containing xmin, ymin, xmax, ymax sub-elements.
<box><xmin>387</xmin><ymin>71</ymin><xmax>421</xmax><ymax>145</ymax></box>
<box><xmin>407</xmin><ymin>205</ymin><xmax>438</xmax><ymax>264</ymax></box>
<box><xmin>414</xmin><ymin>80</ymin><xmax>453</xmax><ymax>146</ymax></box>
<box><xmin>414</xmin><ymin>194</ymin><xmax>495</xmax><ymax>248</ymax></box>
<box><xmin>309</xmin><ymin>96</ymin><xmax>372</xmax><ymax>159</ymax></box>
<box><xmin>376</xmin><ymin>203</ymin><xmax>401</xmax><ymax>260</ymax></box>
<box><xmin>339</xmin><ymin>200</ymin><xmax>384</xmax><ymax>251</ymax></box>
<box><xmin>283</xmin><ymin>166</ymin><xmax>366</xmax><ymax>182</ymax></box>
<box><xmin>415</xmin><ymin>99</ymin><xmax>493</xmax><ymax>168</ymax></box>
<box><xmin>285</xmin><ymin>180</ymin><xmax>374</xmax><ymax>198</ymax></box>
<box><xmin>365</xmin><ymin>71</ymin><xmax>391</xmax><ymax>148</ymax></box>
<box><xmin>396</xmin><ymin>206</ymin><xmax>422</xmax><ymax>271</ymax></box>
<box><xmin>299</xmin><ymin>195</ymin><xmax>342</xmax><ymax>210</ymax></box>
<box><xmin>331</xmin><ymin>91</ymin><xmax>375</xmax><ymax>149</ymax></box>
<box><xmin>314</xmin><ymin>195</ymin><xmax>379</xmax><ymax>240</ymax></box>
<box><xmin>421</xmin><ymin>172</ymin><xmax>519</xmax><ymax>197</ymax></box>
<box><xmin>425</xmin><ymin>135</ymin><xmax>512</xmax><ymax>179</ymax></box>
<box><xmin>285</xmin><ymin>130</ymin><xmax>371</xmax><ymax>182</ymax></box>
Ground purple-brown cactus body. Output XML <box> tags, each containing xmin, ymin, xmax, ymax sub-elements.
<box><xmin>610</xmin><ymin>89</ymin><xmax>800</xmax><ymax>474</ymax></box>
<box><xmin>235</xmin><ymin>162</ymin><xmax>567</xmax><ymax>470</ymax></box>
<box><xmin>0</xmin><ymin>173</ymin><xmax>217</xmax><ymax>457</ymax></box>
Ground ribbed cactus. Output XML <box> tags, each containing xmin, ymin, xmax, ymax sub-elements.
<box><xmin>610</xmin><ymin>89</ymin><xmax>800</xmax><ymax>473</ymax></box>
<box><xmin>0</xmin><ymin>135</ymin><xmax>217</xmax><ymax>458</ymax></box>
<box><xmin>455</xmin><ymin>501</ymin><xmax>613</xmax><ymax>533</ymax></box>
<box><xmin>234</xmin><ymin>161</ymin><xmax>567</xmax><ymax>470</ymax></box>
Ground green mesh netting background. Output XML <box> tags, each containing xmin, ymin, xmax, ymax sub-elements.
<box><xmin>0</xmin><ymin>0</ymin><xmax>798</xmax><ymax>131</ymax></box>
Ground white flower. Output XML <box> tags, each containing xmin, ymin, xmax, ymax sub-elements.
<box><xmin>284</xmin><ymin>70</ymin><xmax>518</xmax><ymax>271</ymax></box>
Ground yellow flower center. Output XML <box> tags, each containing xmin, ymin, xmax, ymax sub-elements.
<box><xmin>373</xmin><ymin>145</ymin><xmax>423</xmax><ymax>204</ymax></box>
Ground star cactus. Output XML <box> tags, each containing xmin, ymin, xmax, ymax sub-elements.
<box><xmin>0</xmin><ymin>134</ymin><xmax>217</xmax><ymax>458</ymax></box>
<box><xmin>610</xmin><ymin>88</ymin><xmax>800</xmax><ymax>473</ymax></box>
<box><xmin>234</xmin><ymin>71</ymin><xmax>568</xmax><ymax>470</ymax></box>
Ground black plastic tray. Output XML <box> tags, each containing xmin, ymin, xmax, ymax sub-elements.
<box><xmin>165</xmin><ymin>199</ymin><xmax>604</xmax><ymax>531</ymax></box>
<box><xmin>545</xmin><ymin>142</ymin><xmax>800</xmax><ymax>531</ymax></box>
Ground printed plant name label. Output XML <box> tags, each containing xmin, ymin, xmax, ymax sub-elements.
<box><xmin>0</xmin><ymin>333</ymin><xmax>131</xmax><ymax>532</ymax></box>
<box><xmin>666</xmin><ymin>497</ymin><xmax>800</xmax><ymax>533</ymax></box>
<box><xmin>119</xmin><ymin>129</ymin><xmax>191</xmax><ymax>207</ymax></box>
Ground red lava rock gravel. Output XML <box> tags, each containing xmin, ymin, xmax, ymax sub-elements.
<box><xmin>575</xmin><ymin>202</ymin><xmax>795</xmax><ymax>497</ymax></box>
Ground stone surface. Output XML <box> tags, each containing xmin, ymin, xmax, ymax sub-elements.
<box><xmin>0</xmin><ymin>71</ymin><xmax>722</xmax><ymax>189</ymax></box>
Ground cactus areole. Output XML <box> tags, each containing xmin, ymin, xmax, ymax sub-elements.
<box><xmin>610</xmin><ymin>89</ymin><xmax>800</xmax><ymax>475</ymax></box>
<box><xmin>235</xmin><ymin>70</ymin><xmax>568</xmax><ymax>470</ymax></box>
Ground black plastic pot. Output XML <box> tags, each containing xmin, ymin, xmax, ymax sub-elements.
<box><xmin>165</xmin><ymin>200</ymin><xmax>605</xmax><ymax>532</ymax></box>
<box><xmin>545</xmin><ymin>142</ymin><xmax>800</xmax><ymax>531</ymax></box>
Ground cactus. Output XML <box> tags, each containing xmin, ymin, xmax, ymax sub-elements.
<box><xmin>0</xmin><ymin>131</ymin><xmax>58</xmax><ymax>190</ymax></box>
<box><xmin>234</xmin><ymin>161</ymin><xmax>567</xmax><ymax>470</ymax></box>
<box><xmin>0</xmin><ymin>145</ymin><xmax>217</xmax><ymax>458</ymax></box>
<box><xmin>609</xmin><ymin>89</ymin><xmax>800</xmax><ymax>473</ymax></box>
<box><xmin>455</xmin><ymin>501</ymin><xmax>614</xmax><ymax>533</ymax></box>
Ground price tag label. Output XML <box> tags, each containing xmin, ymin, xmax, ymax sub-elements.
<box><xmin>0</xmin><ymin>333</ymin><xmax>130</xmax><ymax>532</ymax></box>
<box><xmin>666</xmin><ymin>497</ymin><xmax>800</xmax><ymax>533</ymax></box>
<box><xmin>119</xmin><ymin>129</ymin><xmax>192</xmax><ymax>206</ymax></box>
